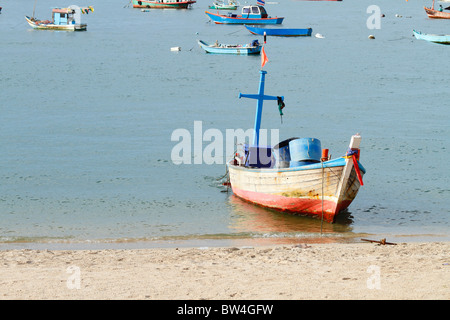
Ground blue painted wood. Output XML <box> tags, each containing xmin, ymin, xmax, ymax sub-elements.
<box><xmin>239</xmin><ymin>70</ymin><xmax>283</xmax><ymax>147</ymax></box>
<box><xmin>245</xmin><ymin>25</ymin><xmax>312</xmax><ymax>37</ymax></box>
<box><xmin>413</xmin><ymin>30</ymin><xmax>450</xmax><ymax>44</ymax></box>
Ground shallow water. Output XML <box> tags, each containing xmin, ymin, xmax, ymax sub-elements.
<box><xmin>0</xmin><ymin>0</ymin><xmax>449</xmax><ymax>249</ymax></box>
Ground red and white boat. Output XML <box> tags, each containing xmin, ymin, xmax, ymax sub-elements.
<box><xmin>226</xmin><ymin>70</ymin><xmax>365</xmax><ymax>223</ymax></box>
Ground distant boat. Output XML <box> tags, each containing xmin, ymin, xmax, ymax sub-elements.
<box><xmin>198</xmin><ymin>39</ymin><xmax>262</xmax><ymax>55</ymax></box>
<box><xmin>424</xmin><ymin>0</ymin><xmax>450</xmax><ymax>18</ymax></box>
<box><xmin>226</xmin><ymin>70</ymin><xmax>365</xmax><ymax>223</ymax></box>
<box><xmin>245</xmin><ymin>25</ymin><xmax>312</xmax><ymax>37</ymax></box>
<box><xmin>132</xmin><ymin>0</ymin><xmax>196</xmax><ymax>9</ymax></box>
<box><xmin>25</xmin><ymin>5</ymin><xmax>93</xmax><ymax>31</ymax></box>
<box><xmin>209</xmin><ymin>0</ymin><xmax>239</xmax><ymax>10</ymax></box>
<box><xmin>205</xmin><ymin>5</ymin><xmax>284</xmax><ymax>24</ymax></box>
<box><xmin>413</xmin><ymin>30</ymin><xmax>450</xmax><ymax>44</ymax></box>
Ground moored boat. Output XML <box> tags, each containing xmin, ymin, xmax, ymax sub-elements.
<box><xmin>25</xmin><ymin>5</ymin><xmax>93</xmax><ymax>31</ymax></box>
<box><xmin>226</xmin><ymin>70</ymin><xmax>365</xmax><ymax>223</ymax></box>
<box><xmin>413</xmin><ymin>30</ymin><xmax>450</xmax><ymax>44</ymax></box>
<box><xmin>198</xmin><ymin>39</ymin><xmax>261</xmax><ymax>54</ymax></box>
<box><xmin>209</xmin><ymin>0</ymin><xmax>239</xmax><ymax>10</ymax></box>
<box><xmin>132</xmin><ymin>0</ymin><xmax>196</xmax><ymax>9</ymax></box>
<box><xmin>205</xmin><ymin>5</ymin><xmax>284</xmax><ymax>24</ymax></box>
<box><xmin>424</xmin><ymin>0</ymin><xmax>450</xmax><ymax>18</ymax></box>
<box><xmin>245</xmin><ymin>25</ymin><xmax>312</xmax><ymax>37</ymax></box>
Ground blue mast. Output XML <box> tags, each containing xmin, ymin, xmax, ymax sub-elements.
<box><xmin>239</xmin><ymin>70</ymin><xmax>283</xmax><ymax>147</ymax></box>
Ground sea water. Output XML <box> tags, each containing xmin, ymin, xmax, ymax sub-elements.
<box><xmin>0</xmin><ymin>0</ymin><xmax>449</xmax><ymax>249</ymax></box>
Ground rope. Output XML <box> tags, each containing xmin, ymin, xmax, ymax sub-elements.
<box><xmin>345</xmin><ymin>148</ymin><xmax>358</xmax><ymax>157</ymax></box>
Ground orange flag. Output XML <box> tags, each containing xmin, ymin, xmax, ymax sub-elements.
<box><xmin>261</xmin><ymin>46</ymin><xmax>268</xmax><ymax>69</ymax></box>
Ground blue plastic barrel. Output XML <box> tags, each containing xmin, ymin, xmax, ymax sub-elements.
<box><xmin>288</xmin><ymin>138</ymin><xmax>322</xmax><ymax>163</ymax></box>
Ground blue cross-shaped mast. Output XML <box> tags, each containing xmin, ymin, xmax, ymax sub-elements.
<box><xmin>239</xmin><ymin>70</ymin><xmax>283</xmax><ymax>147</ymax></box>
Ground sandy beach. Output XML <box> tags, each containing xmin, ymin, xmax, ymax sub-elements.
<box><xmin>0</xmin><ymin>241</ymin><xmax>448</xmax><ymax>300</ymax></box>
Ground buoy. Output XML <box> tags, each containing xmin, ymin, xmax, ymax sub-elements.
<box><xmin>170</xmin><ymin>47</ymin><xmax>181</xmax><ymax>51</ymax></box>
<box><xmin>321</xmin><ymin>149</ymin><xmax>329</xmax><ymax>162</ymax></box>
<box><xmin>315</xmin><ymin>33</ymin><xmax>325</xmax><ymax>39</ymax></box>
<box><xmin>368</xmin><ymin>35</ymin><xmax>375</xmax><ymax>39</ymax></box>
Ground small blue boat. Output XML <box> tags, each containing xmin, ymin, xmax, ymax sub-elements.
<box><xmin>198</xmin><ymin>39</ymin><xmax>261</xmax><ymax>55</ymax></box>
<box><xmin>245</xmin><ymin>25</ymin><xmax>312</xmax><ymax>37</ymax></box>
<box><xmin>205</xmin><ymin>5</ymin><xmax>284</xmax><ymax>25</ymax></box>
<box><xmin>413</xmin><ymin>30</ymin><xmax>450</xmax><ymax>45</ymax></box>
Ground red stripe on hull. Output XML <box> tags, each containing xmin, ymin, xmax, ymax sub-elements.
<box><xmin>232</xmin><ymin>187</ymin><xmax>352</xmax><ymax>223</ymax></box>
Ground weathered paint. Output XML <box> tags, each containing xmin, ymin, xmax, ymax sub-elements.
<box><xmin>227</xmin><ymin>134</ymin><xmax>364</xmax><ymax>223</ymax></box>
<box><xmin>231</xmin><ymin>187</ymin><xmax>338</xmax><ymax>222</ymax></box>
<box><xmin>225</xmin><ymin>68</ymin><xmax>364</xmax><ymax>223</ymax></box>
<box><xmin>228</xmin><ymin>160</ymin><xmax>363</xmax><ymax>222</ymax></box>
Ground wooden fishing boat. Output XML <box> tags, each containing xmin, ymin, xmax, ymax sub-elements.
<box><xmin>424</xmin><ymin>0</ymin><xmax>450</xmax><ymax>18</ymax></box>
<box><xmin>132</xmin><ymin>0</ymin><xmax>196</xmax><ymax>9</ymax></box>
<box><xmin>226</xmin><ymin>70</ymin><xmax>365</xmax><ymax>223</ymax></box>
<box><xmin>209</xmin><ymin>0</ymin><xmax>239</xmax><ymax>10</ymax></box>
<box><xmin>413</xmin><ymin>30</ymin><xmax>450</xmax><ymax>44</ymax></box>
<box><xmin>205</xmin><ymin>5</ymin><xmax>284</xmax><ymax>24</ymax></box>
<box><xmin>198</xmin><ymin>40</ymin><xmax>261</xmax><ymax>54</ymax></box>
<box><xmin>245</xmin><ymin>25</ymin><xmax>312</xmax><ymax>37</ymax></box>
<box><xmin>25</xmin><ymin>5</ymin><xmax>93</xmax><ymax>31</ymax></box>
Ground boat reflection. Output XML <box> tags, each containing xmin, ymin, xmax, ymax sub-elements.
<box><xmin>226</xmin><ymin>194</ymin><xmax>356</xmax><ymax>244</ymax></box>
